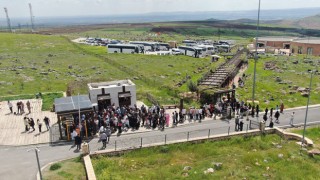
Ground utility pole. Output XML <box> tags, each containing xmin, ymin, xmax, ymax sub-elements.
<box><xmin>28</xmin><ymin>147</ymin><xmax>42</xmax><ymax>180</ymax></box>
<box><xmin>252</xmin><ymin>0</ymin><xmax>261</xmax><ymax>108</ymax></box>
<box><xmin>4</xmin><ymin>7</ymin><xmax>12</xmax><ymax>32</ymax></box>
<box><xmin>29</xmin><ymin>3</ymin><xmax>35</xmax><ymax>32</ymax></box>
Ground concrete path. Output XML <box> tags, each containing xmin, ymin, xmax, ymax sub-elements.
<box><xmin>0</xmin><ymin>99</ymin><xmax>57</xmax><ymax>146</ymax></box>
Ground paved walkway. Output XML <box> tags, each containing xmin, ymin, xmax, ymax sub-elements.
<box><xmin>0</xmin><ymin>99</ymin><xmax>57</xmax><ymax>146</ymax></box>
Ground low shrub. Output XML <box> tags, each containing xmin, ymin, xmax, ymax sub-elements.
<box><xmin>49</xmin><ymin>163</ymin><xmax>62</xmax><ymax>171</ymax></box>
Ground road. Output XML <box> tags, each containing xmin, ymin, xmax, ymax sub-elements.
<box><xmin>0</xmin><ymin>106</ymin><xmax>319</xmax><ymax>180</ymax></box>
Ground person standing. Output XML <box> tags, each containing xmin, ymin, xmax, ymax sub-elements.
<box><xmin>26</xmin><ymin>101</ymin><xmax>31</xmax><ymax>114</ymax></box>
<box><xmin>117</xmin><ymin>119</ymin><xmax>122</xmax><ymax>134</ymax></box>
<box><xmin>290</xmin><ymin>112</ymin><xmax>295</xmax><ymax>126</ymax></box>
<box><xmin>256</xmin><ymin>105</ymin><xmax>259</xmax><ymax>117</ymax></box>
<box><xmin>23</xmin><ymin>117</ymin><xmax>29</xmax><ymax>132</ymax></box>
<box><xmin>37</xmin><ymin>119</ymin><xmax>42</xmax><ymax>133</ymax></box>
<box><xmin>275</xmin><ymin>111</ymin><xmax>280</xmax><ymax>123</ymax></box>
<box><xmin>29</xmin><ymin>118</ymin><xmax>35</xmax><ymax>132</ymax></box>
<box><xmin>263</xmin><ymin>114</ymin><xmax>268</xmax><ymax>122</ymax></box>
<box><xmin>239</xmin><ymin>120</ymin><xmax>244</xmax><ymax>131</ymax></box>
<box><xmin>269</xmin><ymin>120</ymin><xmax>274</xmax><ymax>128</ymax></box>
<box><xmin>21</xmin><ymin>101</ymin><xmax>25</xmax><ymax>114</ymax></box>
<box><xmin>105</xmin><ymin>126</ymin><xmax>111</xmax><ymax>143</ymax></box>
<box><xmin>8</xmin><ymin>101</ymin><xmax>13</xmax><ymax>114</ymax></box>
<box><xmin>100</xmin><ymin>132</ymin><xmax>107</xmax><ymax>149</ymax></box>
<box><xmin>172</xmin><ymin>112</ymin><xmax>176</xmax><ymax>126</ymax></box>
<box><xmin>17</xmin><ymin>101</ymin><xmax>21</xmax><ymax>114</ymax></box>
<box><xmin>280</xmin><ymin>103</ymin><xmax>284</xmax><ymax>113</ymax></box>
<box><xmin>270</xmin><ymin>108</ymin><xmax>274</xmax><ymax>118</ymax></box>
<box><xmin>251</xmin><ymin>106</ymin><xmax>255</xmax><ymax>117</ymax></box>
<box><xmin>44</xmin><ymin>116</ymin><xmax>50</xmax><ymax>130</ymax></box>
<box><xmin>75</xmin><ymin>134</ymin><xmax>82</xmax><ymax>150</ymax></box>
<box><xmin>235</xmin><ymin>115</ymin><xmax>240</xmax><ymax>131</ymax></box>
<box><xmin>265</xmin><ymin>107</ymin><xmax>269</xmax><ymax>116</ymax></box>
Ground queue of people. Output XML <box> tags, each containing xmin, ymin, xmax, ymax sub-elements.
<box><xmin>23</xmin><ymin>116</ymin><xmax>50</xmax><ymax>133</ymax></box>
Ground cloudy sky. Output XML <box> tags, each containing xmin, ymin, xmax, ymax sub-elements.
<box><xmin>2</xmin><ymin>0</ymin><xmax>320</xmax><ymax>18</ymax></box>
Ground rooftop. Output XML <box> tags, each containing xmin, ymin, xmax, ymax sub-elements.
<box><xmin>292</xmin><ymin>38</ymin><xmax>320</xmax><ymax>44</ymax></box>
<box><xmin>54</xmin><ymin>95</ymin><xmax>93</xmax><ymax>114</ymax></box>
<box><xmin>256</xmin><ymin>36</ymin><xmax>297</xmax><ymax>42</ymax></box>
<box><xmin>88</xmin><ymin>79</ymin><xmax>135</xmax><ymax>89</ymax></box>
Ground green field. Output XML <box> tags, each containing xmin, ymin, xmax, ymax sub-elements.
<box><xmin>92</xmin><ymin>134</ymin><xmax>320</xmax><ymax>179</ymax></box>
<box><xmin>0</xmin><ymin>21</ymin><xmax>319</xmax><ymax>108</ymax></box>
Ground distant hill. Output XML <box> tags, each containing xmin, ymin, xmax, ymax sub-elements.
<box><xmin>213</xmin><ymin>14</ymin><xmax>320</xmax><ymax>30</ymax></box>
<box><xmin>295</xmin><ymin>14</ymin><xmax>320</xmax><ymax>29</ymax></box>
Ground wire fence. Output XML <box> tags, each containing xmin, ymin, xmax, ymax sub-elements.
<box><xmin>90</xmin><ymin>124</ymin><xmax>255</xmax><ymax>152</ymax></box>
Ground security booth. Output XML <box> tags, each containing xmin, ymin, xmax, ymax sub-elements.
<box><xmin>200</xmin><ymin>88</ymin><xmax>236</xmax><ymax>119</ymax></box>
<box><xmin>54</xmin><ymin>95</ymin><xmax>93</xmax><ymax>141</ymax></box>
<box><xmin>88</xmin><ymin>80</ymin><xmax>137</xmax><ymax>111</ymax></box>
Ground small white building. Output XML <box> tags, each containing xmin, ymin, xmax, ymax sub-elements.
<box><xmin>88</xmin><ymin>80</ymin><xmax>136</xmax><ymax>111</ymax></box>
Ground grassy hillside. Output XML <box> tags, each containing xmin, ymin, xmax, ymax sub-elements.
<box><xmin>0</xmin><ymin>33</ymin><xmax>223</xmax><ymax>106</ymax></box>
<box><xmin>0</xmin><ymin>33</ymin><xmax>128</xmax><ymax>95</ymax></box>
<box><xmin>237</xmin><ymin>55</ymin><xmax>320</xmax><ymax>109</ymax></box>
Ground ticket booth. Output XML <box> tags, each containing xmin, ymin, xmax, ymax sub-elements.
<box><xmin>54</xmin><ymin>95</ymin><xmax>93</xmax><ymax>140</ymax></box>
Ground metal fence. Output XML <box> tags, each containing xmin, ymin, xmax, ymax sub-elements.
<box><xmin>89</xmin><ymin>124</ymin><xmax>253</xmax><ymax>152</ymax></box>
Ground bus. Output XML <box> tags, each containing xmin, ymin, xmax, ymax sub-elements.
<box><xmin>197</xmin><ymin>45</ymin><xmax>215</xmax><ymax>56</ymax></box>
<box><xmin>215</xmin><ymin>44</ymin><xmax>230</xmax><ymax>53</ymax></box>
<box><xmin>178</xmin><ymin>46</ymin><xmax>203</xmax><ymax>58</ymax></box>
<box><xmin>129</xmin><ymin>41</ymin><xmax>160</xmax><ymax>52</ymax></box>
<box><xmin>182</xmin><ymin>40</ymin><xmax>197</xmax><ymax>46</ymax></box>
<box><xmin>159</xmin><ymin>43</ymin><xmax>170</xmax><ymax>51</ymax></box>
<box><xmin>107</xmin><ymin>44</ymin><xmax>140</xmax><ymax>54</ymax></box>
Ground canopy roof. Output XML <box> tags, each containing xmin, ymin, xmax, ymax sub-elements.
<box><xmin>55</xmin><ymin>95</ymin><xmax>93</xmax><ymax>115</ymax></box>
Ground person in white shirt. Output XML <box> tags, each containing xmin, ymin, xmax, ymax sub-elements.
<box><xmin>290</xmin><ymin>112</ymin><xmax>295</xmax><ymax>126</ymax></box>
<box><xmin>8</xmin><ymin>101</ymin><xmax>13</xmax><ymax>113</ymax></box>
<box><xmin>71</xmin><ymin>130</ymin><xmax>78</xmax><ymax>141</ymax></box>
<box><xmin>99</xmin><ymin>125</ymin><xmax>106</xmax><ymax>134</ymax></box>
<box><xmin>23</xmin><ymin>117</ymin><xmax>29</xmax><ymax>131</ymax></box>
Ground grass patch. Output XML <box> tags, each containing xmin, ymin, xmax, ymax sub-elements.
<box><xmin>43</xmin><ymin>157</ymin><xmax>86</xmax><ymax>180</ymax></box>
<box><xmin>0</xmin><ymin>94</ymin><xmax>35</xmax><ymax>101</ymax></box>
<box><xmin>291</xmin><ymin>126</ymin><xmax>320</xmax><ymax>147</ymax></box>
<box><xmin>49</xmin><ymin>163</ymin><xmax>62</xmax><ymax>171</ymax></box>
<box><xmin>92</xmin><ymin>134</ymin><xmax>320</xmax><ymax>179</ymax></box>
<box><xmin>41</xmin><ymin>92</ymin><xmax>63</xmax><ymax>111</ymax></box>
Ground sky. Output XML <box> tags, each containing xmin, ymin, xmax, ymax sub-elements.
<box><xmin>2</xmin><ymin>0</ymin><xmax>320</xmax><ymax>18</ymax></box>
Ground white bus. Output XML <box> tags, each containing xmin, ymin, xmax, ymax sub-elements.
<box><xmin>197</xmin><ymin>45</ymin><xmax>215</xmax><ymax>56</ymax></box>
<box><xmin>129</xmin><ymin>41</ymin><xmax>160</xmax><ymax>52</ymax></box>
<box><xmin>107</xmin><ymin>44</ymin><xmax>140</xmax><ymax>54</ymax></box>
<box><xmin>215</xmin><ymin>44</ymin><xmax>230</xmax><ymax>53</ymax></box>
<box><xmin>145</xmin><ymin>51</ymin><xmax>171</xmax><ymax>56</ymax></box>
<box><xmin>178</xmin><ymin>46</ymin><xmax>203</xmax><ymax>58</ymax></box>
<box><xmin>182</xmin><ymin>40</ymin><xmax>197</xmax><ymax>46</ymax></box>
<box><xmin>159</xmin><ymin>43</ymin><xmax>170</xmax><ymax>51</ymax></box>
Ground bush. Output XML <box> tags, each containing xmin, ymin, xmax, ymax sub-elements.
<box><xmin>187</xmin><ymin>80</ymin><xmax>198</xmax><ymax>92</ymax></box>
<box><xmin>160</xmin><ymin>146</ymin><xmax>169</xmax><ymax>153</ymax></box>
<box><xmin>49</xmin><ymin>163</ymin><xmax>62</xmax><ymax>171</ymax></box>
